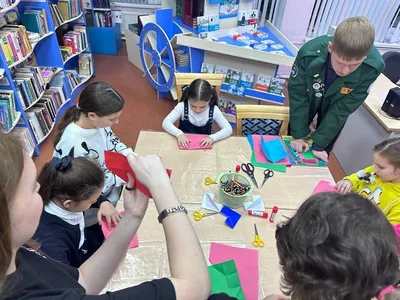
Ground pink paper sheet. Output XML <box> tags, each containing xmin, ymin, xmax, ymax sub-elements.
<box><xmin>253</xmin><ymin>135</ymin><xmax>291</xmax><ymax>165</ymax></box>
<box><xmin>299</xmin><ymin>153</ymin><xmax>318</xmax><ymax>164</ymax></box>
<box><xmin>312</xmin><ymin>180</ymin><xmax>337</xmax><ymax>195</ymax></box>
<box><xmin>209</xmin><ymin>242</ymin><xmax>258</xmax><ymax>300</ymax></box>
<box><xmin>101</xmin><ymin>211</ymin><xmax>139</xmax><ymax>249</ymax></box>
<box><xmin>179</xmin><ymin>134</ymin><xmax>213</xmax><ymax>150</ymax></box>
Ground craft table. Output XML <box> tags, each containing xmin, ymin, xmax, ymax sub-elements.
<box><xmin>333</xmin><ymin>74</ymin><xmax>400</xmax><ymax>175</ymax></box>
<box><xmin>102</xmin><ymin>131</ymin><xmax>334</xmax><ymax>299</ymax></box>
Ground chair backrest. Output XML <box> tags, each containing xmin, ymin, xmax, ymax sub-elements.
<box><xmin>175</xmin><ymin>73</ymin><xmax>224</xmax><ymax>101</ymax></box>
<box><xmin>235</xmin><ymin>104</ymin><xmax>290</xmax><ymax>136</ymax></box>
<box><xmin>382</xmin><ymin>51</ymin><xmax>400</xmax><ymax>84</ymax></box>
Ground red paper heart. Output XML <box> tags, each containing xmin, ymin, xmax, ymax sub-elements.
<box><xmin>104</xmin><ymin>151</ymin><xmax>172</xmax><ymax>198</ymax></box>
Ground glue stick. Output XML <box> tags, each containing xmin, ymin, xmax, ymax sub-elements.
<box><xmin>248</xmin><ymin>210</ymin><xmax>268</xmax><ymax>218</ymax></box>
<box><xmin>269</xmin><ymin>206</ymin><xmax>278</xmax><ymax>223</ymax></box>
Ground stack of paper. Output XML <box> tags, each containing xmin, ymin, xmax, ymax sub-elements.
<box><xmin>209</xmin><ymin>243</ymin><xmax>259</xmax><ymax>300</ymax></box>
<box><xmin>311</xmin><ymin>180</ymin><xmax>337</xmax><ymax>195</ymax></box>
<box><xmin>208</xmin><ymin>260</ymin><xmax>245</xmax><ymax>299</ymax></box>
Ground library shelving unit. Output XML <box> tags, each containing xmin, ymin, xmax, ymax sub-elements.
<box><xmin>1</xmin><ymin>0</ymin><xmax>94</xmax><ymax>156</ymax></box>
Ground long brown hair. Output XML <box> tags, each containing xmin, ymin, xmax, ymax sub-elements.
<box><xmin>38</xmin><ymin>157</ymin><xmax>104</xmax><ymax>206</ymax></box>
<box><xmin>0</xmin><ymin>132</ymin><xmax>24</xmax><ymax>287</ymax></box>
<box><xmin>54</xmin><ymin>81</ymin><xmax>125</xmax><ymax>147</ymax></box>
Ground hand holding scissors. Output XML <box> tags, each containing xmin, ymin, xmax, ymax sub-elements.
<box><xmin>241</xmin><ymin>163</ymin><xmax>259</xmax><ymax>189</ymax></box>
<box><xmin>253</xmin><ymin>224</ymin><xmax>264</xmax><ymax>248</ymax></box>
<box><xmin>260</xmin><ymin>169</ymin><xmax>274</xmax><ymax>188</ymax></box>
<box><xmin>193</xmin><ymin>211</ymin><xmax>218</xmax><ymax>221</ymax></box>
<box><xmin>205</xmin><ymin>177</ymin><xmax>217</xmax><ymax>185</ymax></box>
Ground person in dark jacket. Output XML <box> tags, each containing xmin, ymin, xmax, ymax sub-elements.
<box><xmin>288</xmin><ymin>17</ymin><xmax>384</xmax><ymax>162</ymax></box>
<box><xmin>33</xmin><ymin>154</ymin><xmax>105</xmax><ymax>267</ymax></box>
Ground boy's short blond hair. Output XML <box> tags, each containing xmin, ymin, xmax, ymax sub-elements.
<box><xmin>332</xmin><ymin>17</ymin><xmax>375</xmax><ymax>60</ymax></box>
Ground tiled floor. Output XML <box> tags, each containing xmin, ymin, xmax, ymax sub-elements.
<box><xmin>33</xmin><ymin>42</ymin><xmax>346</xmax><ymax>182</ymax></box>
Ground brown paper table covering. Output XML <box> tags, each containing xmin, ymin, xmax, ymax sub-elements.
<box><xmin>102</xmin><ymin>131</ymin><xmax>334</xmax><ymax>299</ymax></box>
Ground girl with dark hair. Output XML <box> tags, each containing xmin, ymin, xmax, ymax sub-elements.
<box><xmin>162</xmin><ymin>79</ymin><xmax>232</xmax><ymax>149</ymax></box>
<box><xmin>33</xmin><ymin>155</ymin><xmax>105</xmax><ymax>267</ymax></box>
<box><xmin>53</xmin><ymin>81</ymin><xmax>136</xmax><ymax>231</ymax></box>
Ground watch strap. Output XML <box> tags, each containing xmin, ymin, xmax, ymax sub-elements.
<box><xmin>158</xmin><ymin>205</ymin><xmax>187</xmax><ymax>223</ymax></box>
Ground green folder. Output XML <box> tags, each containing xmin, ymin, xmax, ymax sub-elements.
<box><xmin>208</xmin><ymin>260</ymin><xmax>245</xmax><ymax>300</ymax></box>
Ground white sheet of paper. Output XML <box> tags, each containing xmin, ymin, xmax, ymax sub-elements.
<box><xmin>243</xmin><ymin>195</ymin><xmax>265</xmax><ymax>211</ymax></box>
<box><xmin>201</xmin><ymin>193</ymin><xmax>222</xmax><ymax>212</ymax></box>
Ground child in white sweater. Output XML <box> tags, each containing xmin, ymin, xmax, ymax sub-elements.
<box><xmin>53</xmin><ymin>81</ymin><xmax>135</xmax><ymax>230</ymax></box>
<box><xmin>162</xmin><ymin>79</ymin><xmax>232</xmax><ymax>148</ymax></box>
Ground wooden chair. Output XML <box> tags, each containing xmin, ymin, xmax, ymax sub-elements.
<box><xmin>175</xmin><ymin>73</ymin><xmax>224</xmax><ymax>101</ymax></box>
<box><xmin>235</xmin><ymin>104</ymin><xmax>290</xmax><ymax>136</ymax></box>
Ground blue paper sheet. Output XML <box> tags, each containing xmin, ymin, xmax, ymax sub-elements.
<box><xmin>220</xmin><ymin>206</ymin><xmax>241</xmax><ymax>229</ymax></box>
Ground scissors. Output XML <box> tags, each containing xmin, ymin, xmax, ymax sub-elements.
<box><xmin>253</xmin><ymin>224</ymin><xmax>265</xmax><ymax>248</ymax></box>
<box><xmin>193</xmin><ymin>211</ymin><xmax>218</xmax><ymax>221</ymax></box>
<box><xmin>205</xmin><ymin>177</ymin><xmax>217</xmax><ymax>185</ymax></box>
<box><xmin>241</xmin><ymin>163</ymin><xmax>259</xmax><ymax>189</ymax></box>
<box><xmin>260</xmin><ymin>169</ymin><xmax>274</xmax><ymax>188</ymax></box>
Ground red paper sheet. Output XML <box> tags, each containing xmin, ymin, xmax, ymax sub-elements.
<box><xmin>104</xmin><ymin>151</ymin><xmax>172</xmax><ymax>198</ymax></box>
<box><xmin>101</xmin><ymin>211</ymin><xmax>139</xmax><ymax>249</ymax></box>
<box><xmin>209</xmin><ymin>243</ymin><xmax>259</xmax><ymax>300</ymax></box>
<box><xmin>178</xmin><ymin>134</ymin><xmax>213</xmax><ymax>150</ymax></box>
<box><xmin>312</xmin><ymin>180</ymin><xmax>337</xmax><ymax>195</ymax></box>
<box><xmin>252</xmin><ymin>135</ymin><xmax>291</xmax><ymax>166</ymax></box>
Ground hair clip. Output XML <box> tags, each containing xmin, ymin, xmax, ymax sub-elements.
<box><xmin>51</xmin><ymin>156</ymin><xmax>72</xmax><ymax>171</ymax></box>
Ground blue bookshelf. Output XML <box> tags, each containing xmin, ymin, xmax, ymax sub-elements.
<box><xmin>0</xmin><ymin>0</ymin><xmax>94</xmax><ymax>156</ymax></box>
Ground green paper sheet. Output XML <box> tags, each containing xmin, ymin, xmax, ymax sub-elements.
<box><xmin>250</xmin><ymin>150</ymin><xmax>287</xmax><ymax>172</ymax></box>
<box><xmin>208</xmin><ymin>260</ymin><xmax>246</xmax><ymax>300</ymax></box>
<box><xmin>301</xmin><ymin>150</ymin><xmax>317</xmax><ymax>159</ymax></box>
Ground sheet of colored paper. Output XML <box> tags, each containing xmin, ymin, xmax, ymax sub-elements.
<box><xmin>252</xmin><ymin>135</ymin><xmax>291</xmax><ymax>165</ymax></box>
<box><xmin>312</xmin><ymin>180</ymin><xmax>337</xmax><ymax>195</ymax></box>
<box><xmin>179</xmin><ymin>134</ymin><xmax>213</xmax><ymax>150</ymax></box>
<box><xmin>209</xmin><ymin>243</ymin><xmax>259</xmax><ymax>300</ymax></box>
<box><xmin>247</xmin><ymin>135</ymin><xmax>287</xmax><ymax>172</ymax></box>
<box><xmin>101</xmin><ymin>211</ymin><xmax>139</xmax><ymax>249</ymax></box>
<box><xmin>208</xmin><ymin>260</ymin><xmax>245</xmax><ymax>300</ymax></box>
<box><xmin>104</xmin><ymin>151</ymin><xmax>172</xmax><ymax>198</ymax></box>
<box><xmin>299</xmin><ymin>151</ymin><xmax>318</xmax><ymax>163</ymax></box>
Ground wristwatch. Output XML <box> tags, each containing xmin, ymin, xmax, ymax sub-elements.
<box><xmin>158</xmin><ymin>205</ymin><xmax>187</xmax><ymax>223</ymax></box>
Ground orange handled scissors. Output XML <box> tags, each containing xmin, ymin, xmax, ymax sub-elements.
<box><xmin>253</xmin><ymin>224</ymin><xmax>265</xmax><ymax>248</ymax></box>
<box><xmin>193</xmin><ymin>211</ymin><xmax>218</xmax><ymax>221</ymax></box>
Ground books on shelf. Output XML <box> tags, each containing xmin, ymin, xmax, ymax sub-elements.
<box><xmin>269</xmin><ymin>77</ymin><xmax>285</xmax><ymax>95</ymax></box>
<box><xmin>65</xmin><ymin>70</ymin><xmax>85</xmax><ymax>91</ymax></box>
<box><xmin>62</xmin><ymin>26</ymin><xmax>88</xmax><ymax>60</ymax></box>
<box><xmin>0</xmin><ymin>90</ymin><xmax>17</xmax><ymax>131</ymax></box>
<box><xmin>40</xmin><ymin>66</ymin><xmax>61</xmax><ymax>83</ymax></box>
<box><xmin>0</xmin><ymin>0</ymin><xmax>16</xmax><ymax>11</ymax></box>
<box><xmin>57</xmin><ymin>0</ymin><xmax>82</xmax><ymax>21</ymax></box>
<box><xmin>214</xmin><ymin>65</ymin><xmax>228</xmax><ymax>81</ymax></box>
<box><xmin>21</xmin><ymin>7</ymin><xmax>50</xmax><ymax>37</ymax></box>
<box><xmin>10</xmin><ymin>127</ymin><xmax>35</xmax><ymax>154</ymax></box>
<box><xmin>255</xmin><ymin>74</ymin><xmax>271</xmax><ymax>92</ymax></box>
<box><xmin>78</xmin><ymin>53</ymin><xmax>93</xmax><ymax>76</ymax></box>
<box><xmin>26</xmin><ymin>76</ymin><xmax>68</xmax><ymax>143</ymax></box>
<box><xmin>93</xmin><ymin>0</ymin><xmax>110</xmax><ymax>8</ymax></box>
<box><xmin>201</xmin><ymin>63</ymin><xmax>214</xmax><ymax>74</ymax></box>
<box><xmin>13</xmin><ymin>66</ymin><xmax>46</xmax><ymax>109</ymax></box>
<box><xmin>94</xmin><ymin>11</ymin><xmax>113</xmax><ymax>27</ymax></box>
<box><xmin>0</xmin><ymin>25</ymin><xmax>32</xmax><ymax>66</ymax></box>
<box><xmin>49</xmin><ymin>4</ymin><xmax>64</xmax><ymax>28</ymax></box>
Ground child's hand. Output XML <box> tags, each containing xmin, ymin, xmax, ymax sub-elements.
<box><xmin>336</xmin><ymin>179</ymin><xmax>352</xmax><ymax>194</ymax></box>
<box><xmin>290</xmin><ymin>139</ymin><xmax>309</xmax><ymax>152</ymax></box>
<box><xmin>123</xmin><ymin>173</ymin><xmax>150</xmax><ymax>220</ymax></box>
<box><xmin>312</xmin><ymin>149</ymin><xmax>329</xmax><ymax>163</ymax></box>
<box><xmin>98</xmin><ymin>201</ymin><xmax>122</xmax><ymax>230</ymax></box>
<box><xmin>200</xmin><ymin>136</ymin><xmax>214</xmax><ymax>147</ymax></box>
<box><xmin>177</xmin><ymin>134</ymin><xmax>189</xmax><ymax>149</ymax></box>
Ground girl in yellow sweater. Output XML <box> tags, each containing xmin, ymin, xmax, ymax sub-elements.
<box><xmin>336</xmin><ymin>138</ymin><xmax>400</xmax><ymax>224</ymax></box>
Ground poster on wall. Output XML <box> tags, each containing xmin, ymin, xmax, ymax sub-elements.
<box><xmin>219</xmin><ymin>0</ymin><xmax>239</xmax><ymax>19</ymax></box>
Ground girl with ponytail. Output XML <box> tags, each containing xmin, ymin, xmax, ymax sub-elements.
<box><xmin>162</xmin><ymin>79</ymin><xmax>232</xmax><ymax>149</ymax></box>
<box><xmin>54</xmin><ymin>81</ymin><xmax>136</xmax><ymax>234</ymax></box>
<box><xmin>33</xmin><ymin>153</ymin><xmax>105</xmax><ymax>267</ymax></box>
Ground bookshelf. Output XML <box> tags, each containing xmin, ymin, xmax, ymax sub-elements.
<box><xmin>0</xmin><ymin>0</ymin><xmax>94</xmax><ymax>156</ymax></box>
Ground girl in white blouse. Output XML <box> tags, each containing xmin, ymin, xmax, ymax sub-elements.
<box><xmin>162</xmin><ymin>79</ymin><xmax>232</xmax><ymax>148</ymax></box>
